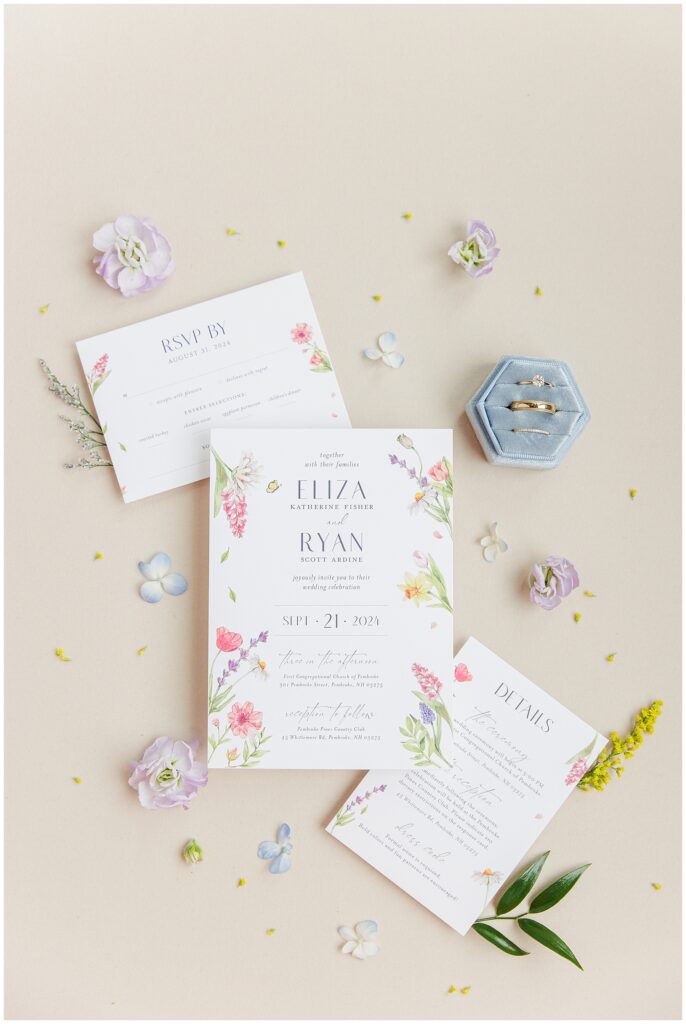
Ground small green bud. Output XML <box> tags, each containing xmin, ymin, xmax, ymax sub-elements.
<box><xmin>183</xmin><ymin>839</ymin><xmax>203</xmax><ymax>864</ymax></box>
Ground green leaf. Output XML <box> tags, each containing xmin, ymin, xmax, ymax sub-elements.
<box><xmin>529</xmin><ymin>864</ymin><xmax>591</xmax><ymax>914</ymax></box>
<box><xmin>472</xmin><ymin>923</ymin><xmax>529</xmax><ymax>956</ymax></box>
<box><xmin>518</xmin><ymin>918</ymin><xmax>583</xmax><ymax>970</ymax></box>
<box><xmin>220</xmin><ymin>549</ymin><xmax>230</xmax><ymax>564</ymax></box>
<box><xmin>565</xmin><ymin>734</ymin><xmax>598</xmax><ymax>764</ymax></box>
<box><xmin>211</xmin><ymin>448</ymin><xmax>230</xmax><ymax>518</ymax></box>
<box><xmin>229</xmin><ymin>588</ymin><xmax>237</xmax><ymax>603</ymax></box>
<box><xmin>434</xmin><ymin>700</ymin><xmax>453</xmax><ymax>732</ymax></box>
<box><xmin>496</xmin><ymin>852</ymin><xmax>550</xmax><ymax>916</ymax></box>
<box><xmin>118</xmin><ymin>441</ymin><xmax>127</xmax><ymax>451</ymax></box>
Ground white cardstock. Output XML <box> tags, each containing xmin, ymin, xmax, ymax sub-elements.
<box><xmin>326</xmin><ymin>637</ymin><xmax>607</xmax><ymax>934</ymax></box>
<box><xmin>207</xmin><ymin>428</ymin><xmax>454</xmax><ymax>769</ymax></box>
<box><xmin>75</xmin><ymin>273</ymin><xmax>350</xmax><ymax>501</ymax></box>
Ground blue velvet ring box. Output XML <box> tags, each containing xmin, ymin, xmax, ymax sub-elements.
<box><xmin>466</xmin><ymin>356</ymin><xmax>590</xmax><ymax>470</ymax></box>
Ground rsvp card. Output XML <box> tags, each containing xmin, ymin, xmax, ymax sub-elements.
<box><xmin>207</xmin><ymin>428</ymin><xmax>454</xmax><ymax>769</ymax></box>
<box><xmin>75</xmin><ymin>273</ymin><xmax>350</xmax><ymax>501</ymax></box>
<box><xmin>326</xmin><ymin>637</ymin><xmax>607</xmax><ymax>934</ymax></box>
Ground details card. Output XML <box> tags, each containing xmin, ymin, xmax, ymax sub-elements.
<box><xmin>326</xmin><ymin>637</ymin><xmax>607</xmax><ymax>934</ymax></box>
<box><xmin>207</xmin><ymin>428</ymin><xmax>454</xmax><ymax>769</ymax></box>
<box><xmin>75</xmin><ymin>273</ymin><xmax>350</xmax><ymax>501</ymax></box>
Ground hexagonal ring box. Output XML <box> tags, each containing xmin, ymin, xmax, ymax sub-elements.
<box><xmin>466</xmin><ymin>356</ymin><xmax>590</xmax><ymax>469</ymax></box>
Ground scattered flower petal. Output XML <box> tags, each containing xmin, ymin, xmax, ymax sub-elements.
<box><xmin>574</xmin><ymin>613</ymin><xmax>582</xmax><ymax>622</ymax></box>
<box><xmin>237</xmin><ymin>877</ymin><xmax>247</xmax><ymax>887</ymax></box>
<box><xmin>94</xmin><ymin>552</ymin><xmax>104</xmax><ymax>560</ymax></box>
<box><xmin>266</xmin><ymin>928</ymin><xmax>276</xmax><ymax>936</ymax></box>
<box><xmin>480</xmin><ymin>522</ymin><xmax>508</xmax><ymax>562</ymax></box>
<box><xmin>448</xmin><ymin>986</ymin><xmax>457</xmax><ymax>994</ymax></box>
<box><xmin>138</xmin><ymin>552</ymin><xmax>188</xmax><ymax>603</ymax></box>
<box><xmin>402</xmin><ymin>212</ymin><xmax>413</xmax><ymax>220</ymax></box>
<box><xmin>448</xmin><ymin>220</ymin><xmax>500</xmax><ymax>278</ymax></box>
<box><xmin>363</xmin><ymin>331</ymin><xmax>405</xmax><ymax>369</ymax></box>
<box><xmin>534</xmin><ymin>286</ymin><xmax>542</xmax><ymax>296</ymax></box>
<box><xmin>258</xmin><ymin>822</ymin><xmax>293</xmax><ymax>874</ymax></box>
<box><xmin>651</xmin><ymin>883</ymin><xmax>662</xmax><ymax>890</ymax></box>
<box><xmin>137</xmin><ymin>646</ymin><xmax>147</xmax><ymax>656</ymax></box>
<box><xmin>584</xmin><ymin>591</ymin><xmax>596</xmax><ymax>597</ymax></box>
<box><xmin>276</xmin><ymin>240</ymin><xmax>286</xmax><ymax>247</ymax></box>
<box><xmin>606</xmin><ymin>652</ymin><xmax>617</xmax><ymax>662</ymax></box>
<box><xmin>629</xmin><ymin>488</ymin><xmax>637</xmax><ymax>499</ymax></box>
<box><xmin>182</xmin><ymin>839</ymin><xmax>203</xmax><ymax>864</ymax></box>
<box><xmin>461</xmin><ymin>987</ymin><xmax>471</xmax><ymax>996</ymax></box>
<box><xmin>72</xmin><ymin>777</ymin><xmax>82</xmax><ymax>784</ymax></box>
<box><xmin>338</xmin><ymin>920</ymin><xmax>379</xmax><ymax>959</ymax></box>
<box><xmin>226</xmin><ymin>228</ymin><xmax>240</xmax><ymax>236</ymax></box>
<box><xmin>372</xmin><ymin>295</ymin><xmax>382</xmax><ymax>301</ymax></box>
<box><xmin>92</xmin><ymin>215</ymin><xmax>174</xmax><ymax>297</ymax></box>
<box><xmin>128</xmin><ymin>737</ymin><xmax>207</xmax><ymax>809</ymax></box>
<box><xmin>55</xmin><ymin>647</ymin><xmax>72</xmax><ymax>662</ymax></box>
<box><xmin>39</xmin><ymin>304</ymin><xmax>50</xmax><ymax>314</ymax></box>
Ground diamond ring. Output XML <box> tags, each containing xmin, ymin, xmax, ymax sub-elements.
<box><xmin>516</xmin><ymin>374</ymin><xmax>555</xmax><ymax>388</ymax></box>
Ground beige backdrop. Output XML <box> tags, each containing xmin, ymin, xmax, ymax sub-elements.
<box><xmin>5</xmin><ymin>4</ymin><xmax>682</xmax><ymax>1020</ymax></box>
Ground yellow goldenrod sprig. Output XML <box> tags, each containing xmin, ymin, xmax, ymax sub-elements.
<box><xmin>578</xmin><ymin>700</ymin><xmax>664</xmax><ymax>791</ymax></box>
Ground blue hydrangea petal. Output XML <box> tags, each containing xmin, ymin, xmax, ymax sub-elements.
<box><xmin>139</xmin><ymin>580</ymin><xmax>164</xmax><ymax>603</ymax></box>
<box><xmin>161</xmin><ymin>572</ymin><xmax>188</xmax><ymax>596</ymax></box>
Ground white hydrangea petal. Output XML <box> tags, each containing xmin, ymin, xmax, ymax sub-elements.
<box><xmin>139</xmin><ymin>580</ymin><xmax>164</xmax><ymax>603</ymax></box>
<box><xmin>351</xmin><ymin>944</ymin><xmax>367</xmax><ymax>959</ymax></box>
<box><xmin>355</xmin><ymin>919</ymin><xmax>378</xmax><ymax>940</ymax></box>
<box><xmin>161</xmin><ymin>572</ymin><xmax>188</xmax><ymax>596</ymax></box>
<box><xmin>482</xmin><ymin>543</ymin><xmax>498</xmax><ymax>563</ymax></box>
<box><xmin>382</xmin><ymin>352</ymin><xmax>405</xmax><ymax>369</ymax></box>
<box><xmin>92</xmin><ymin>222</ymin><xmax>117</xmax><ymax>252</ymax></box>
<box><xmin>377</xmin><ymin>332</ymin><xmax>397</xmax><ymax>353</ymax></box>
<box><xmin>340</xmin><ymin>940</ymin><xmax>357</xmax><ymax>955</ymax></box>
<box><xmin>359</xmin><ymin>941</ymin><xmax>379</xmax><ymax>958</ymax></box>
<box><xmin>148</xmin><ymin>552</ymin><xmax>172</xmax><ymax>579</ymax></box>
<box><xmin>338</xmin><ymin>926</ymin><xmax>356</xmax><ymax>941</ymax></box>
<box><xmin>363</xmin><ymin>348</ymin><xmax>382</xmax><ymax>360</ymax></box>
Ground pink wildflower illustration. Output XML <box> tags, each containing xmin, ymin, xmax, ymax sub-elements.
<box><xmin>90</xmin><ymin>353</ymin><xmax>109</xmax><ymax>380</ymax></box>
<box><xmin>227</xmin><ymin>701</ymin><xmax>264</xmax><ymax>738</ymax></box>
<box><xmin>291</xmin><ymin>323</ymin><xmax>313</xmax><ymax>344</ymax></box>
<box><xmin>222</xmin><ymin>486</ymin><xmax>247</xmax><ymax>538</ymax></box>
<box><xmin>412</xmin><ymin>662</ymin><xmax>442</xmax><ymax>701</ymax></box>
<box><xmin>565</xmin><ymin>758</ymin><xmax>588</xmax><ymax>786</ymax></box>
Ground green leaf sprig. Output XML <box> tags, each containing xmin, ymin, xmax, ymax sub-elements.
<box><xmin>472</xmin><ymin>852</ymin><xmax>589</xmax><ymax>969</ymax></box>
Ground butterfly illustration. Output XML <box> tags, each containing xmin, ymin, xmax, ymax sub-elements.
<box><xmin>363</xmin><ymin>331</ymin><xmax>405</xmax><ymax>369</ymax></box>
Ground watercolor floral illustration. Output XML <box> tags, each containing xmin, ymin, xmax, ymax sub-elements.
<box><xmin>290</xmin><ymin>321</ymin><xmax>332</xmax><ymax>372</ymax></box>
<box><xmin>472</xmin><ymin>867</ymin><xmax>504</xmax><ymax>913</ymax></box>
<box><xmin>564</xmin><ymin>734</ymin><xmax>599</xmax><ymax>786</ymax></box>
<box><xmin>331</xmin><ymin>784</ymin><xmax>387</xmax><ymax>829</ymax></box>
<box><xmin>398</xmin><ymin>550</ymin><xmax>452</xmax><ymax>614</ymax></box>
<box><xmin>399</xmin><ymin>663</ymin><xmax>453</xmax><ymax>768</ymax></box>
<box><xmin>211</xmin><ymin>448</ymin><xmax>261</xmax><ymax>538</ymax></box>
<box><xmin>208</xmin><ymin>626</ymin><xmax>270</xmax><ymax>766</ymax></box>
<box><xmin>87</xmin><ymin>353</ymin><xmax>110</xmax><ymax>395</ymax></box>
<box><xmin>388</xmin><ymin>434</ymin><xmax>453</xmax><ymax>538</ymax></box>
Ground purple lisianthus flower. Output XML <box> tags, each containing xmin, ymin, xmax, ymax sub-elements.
<box><xmin>128</xmin><ymin>736</ymin><xmax>207</xmax><ymax>809</ymax></box>
<box><xmin>528</xmin><ymin>556</ymin><xmax>580</xmax><ymax>610</ymax></box>
<box><xmin>448</xmin><ymin>220</ymin><xmax>500</xmax><ymax>278</ymax></box>
<box><xmin>93</xmin><ymin>215</ymin><xmax>174</xmax><ymax>297</ymax></box>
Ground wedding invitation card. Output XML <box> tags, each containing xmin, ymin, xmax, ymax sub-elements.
<box><xmin>75</xmin><ymin>273</ymin><xmax>350</xmax><ymax>501</ymax></box>
<box><xmin>326</xmin><ymin>637</ymin><xmax>607</xmax><ymax>934</ymax></box>
<box><xmin>207</xmin><ymin>428</ymin><xmax>454</xmax><ymax>769</ymax></box>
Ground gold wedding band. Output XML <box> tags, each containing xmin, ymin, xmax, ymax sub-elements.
<box><xmin>510</xmin><ymin>399</ymin><xmax>557</xmax><ymax>414</ymax></box>
<box><xmin>512</xmin><ymin>427</ymin><xmax>550</xmax><ymax>435</ymax></box>
<box><xmin>517</xmin><ymin>375</ymin><xmax>555</xmax><ymax>388</ymax></box>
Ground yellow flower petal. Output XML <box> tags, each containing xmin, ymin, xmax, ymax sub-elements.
<box><xmin>94</xmin><ymin>552</ymin><xmax>103</xmax><ymax>560</ymax></box>
<box><xmin>402</xmin><ymin>212</ymin><xmax>413</xmax><ymax>220</ymax></box>
<box><xmin>39</xmin><ymin>304</ymin><xmax>49</xmax><ymax>314</ymax></box>
<box><xmin>226</xmin><ymin>228</ymin><xmax>240</xmax><ymax>236</ymax></box>
<box><xmin>448</xmin><ymin>986</ymin><xmax>457</xmax><ymax>994</ymax></box>
<box><xmin>651</xmin><ymin>882</ymin><xmax>662</xmax><ymax>890</ymax></box>
<box><xmin>237</xmin><ymin>877</ymin><xmax>247</xmax><ymax>887</ymax></box>
<box><xmin>460</xmin><ymin>987</ymin><xmax>471</xmax><ymax>996</ymax></box>
<box><xmin>372</xmin><ymin>295</ymin><xmax>382</xmax><ymax>302</ymax></box>
<box><xmin>534</xmin><ymin>286</ymin><xmax>542</xmax><ymax>296</ymax></box>
<box><xmin>55</xmin><ymin>648</ymin><xmax>72</xmax><ymax>662</ymax></box>
<box><xmin>276</xmin><ymin>240</ymin><xmax>286</xmax><ymax>247</ymax></box>
<box><xmin>72</xmin><ymin>777</ymin><xmax>82</xmax><ymax>784</ymax></box>
<box><xmin>584</xmin><ymin>590</ymin><xmax>596</xmax><ymax>597</ymax></box>
<box><xmin>574</xmin><ymin>613</ymin><xmax>582</xmax><ymax>622</ymax></box>
<box><xmin>606</xmin><ymin>652</ymin><xmax>617</xmax><ymax>662</ymax></box>
<box><xmin>266</xmin><ymin>928</ymin><xmax>276</xmax><ymax>935</ymax></box>
<box><xmin>137</xmin><ymin>646</ymin><xmax>147</xmax><ymax>656</ymax></box>
<box><xmin>629</xmin><ymin>488</ymin><xmax>637</xmax><ymax>499</ymax></box>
